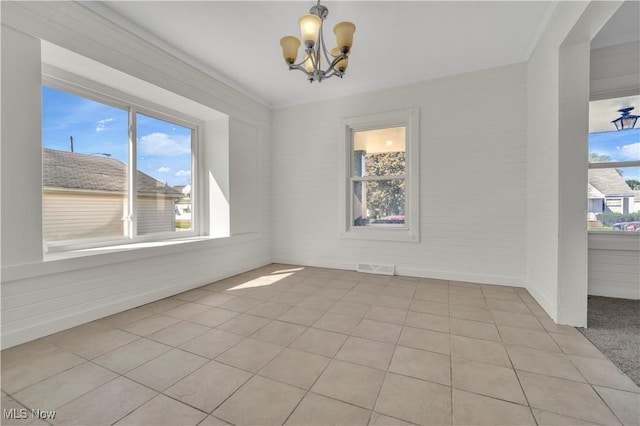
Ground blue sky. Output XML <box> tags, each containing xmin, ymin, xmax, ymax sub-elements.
<box><xmin>589</xmin><ymin>128</ymin><xmax>640</xmax><ymax>181</ymax></box>
<box><xmin>42</xmin><ymin>86</ymin><xmax>192</xmax><ymax>187</ymax></box>
<box><xmin>42</xmin><ymin>86</ymin><xmax>640</xmax><ymax>185</ymax></box>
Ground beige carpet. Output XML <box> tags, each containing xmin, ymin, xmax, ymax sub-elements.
<box><xmin>580</xmin><ymin>296</ymin><xmax>640</xmax><ymax>385</ymax></box>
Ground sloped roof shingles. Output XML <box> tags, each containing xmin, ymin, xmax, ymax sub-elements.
<box><xmin>588</xmin><ymin>168</ymin><xmax>634</xmax><ymax>197</ymax></box>
<box><xmin>43</xmin><ymin>148</ymin><xmax>182</xmax><ymax>197</ymax></box>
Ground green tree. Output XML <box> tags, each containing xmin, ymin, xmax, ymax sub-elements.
<box><xmin>589</xmin><ymin>152</ymin><xmax>612</xmax><ymax>163</ymax></box>
<box><xmin>589</xmin><ymin>152</ymin><xmax>622</xmax><ymax>175</ymax></box>
<box><xmin>626</xmin><ymin>179</ymin><xmax>640</xmax><ymax>190</ymax></box>
<box><xmin>365</xmin><ymin>152</ymin><xmax>405</xmax><ymax>218</ymax></box>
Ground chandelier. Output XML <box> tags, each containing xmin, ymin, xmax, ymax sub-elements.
<box><xmin>611</xmin><ymin>107</ymin><xmax>639</xmax><ymax>131</ymax></box>
<box><xmin>279</xmin><ymin>1</ymin><xmax>356</xmax><ymax>83</ymax></box>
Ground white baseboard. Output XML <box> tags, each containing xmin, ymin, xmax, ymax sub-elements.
<box><xmin>589</xmin><ymin>282</ymin><xmax>640</xmax><ymax>300</ymax></box>
<box><xmin>525</xmin><ymin>279</ymin><xmax>557</xmax><ymax>322</ymax></box>
<box><xmin>272</xmin><ymin>256</ymin><xmax>524</xmax><ymax>287</ymax></box>
<box><xmin>1</xmin><ymin>258</ymin><xmax>271</xmax><ymax>350</ymax></box>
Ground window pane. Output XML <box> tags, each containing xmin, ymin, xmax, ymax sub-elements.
<box><xmin>136</xmin><ymin>113</ymin><xmax>192</xmax><ymax>235</ymax></box>
<box><xmin>589</xmin><ymin>95</ymin><xmax>639</xmax><ymax>163</ymax></box>
<box><xmin>588</xmin><ymin>167</ymin><xmax>640</xmax><ymax>232</ymax></box>
<box><xmin>353</xmin><ymin>179</ymin><xmax>405</xmax><ymax>227</ymax></box>
<box><xmin>353</xmin><ymin>127</ymin><xmax>406</xmax><ymax>177</ymax></box>
<box><xmin>42</xmin><ymin>86</ymin><xmax>129</xmax><ymax>242</ymax></box>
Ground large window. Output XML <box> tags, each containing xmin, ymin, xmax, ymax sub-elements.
<box><xmin>42</xmin><ymin>84</ymin><xmax>196</xmax><ymax>250</ymax></box>
<box><xmin>339</xmin><ymin>109</ymin><xmax>419</xmax><ymax>242</ymax></box>
<box><xmin>588</xmin><ymin>95</ymin><xmax>640</xmax><ymax>232</ymax></box>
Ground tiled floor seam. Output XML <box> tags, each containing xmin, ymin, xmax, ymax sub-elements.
<box><xmin>370</xmin><ymin>283</ymin><xmax>437</xmax><ymax>424</ymax></box>
<box><xmin>448</xmin><ymin>284</ymin><xmax>455</xmax><ymax>425</ymax></box>
<box><xmin>3</xmin><ymin>392</ymin><xmax>55</xmax><ymax>426</ymax></box>
<box><xmin>3</xmin><ymin>338</ymin><xmax>104</xmax><ymax>395</ymax></box>
<box><xmin>590</xmin><ymin>383</ymin><xmax>632</xmax><ymax>426</ymax></box>
<box><xmin>254</xmin><ymin>317</ymin><xmax>351</xmax><ymax>425</ymax></box>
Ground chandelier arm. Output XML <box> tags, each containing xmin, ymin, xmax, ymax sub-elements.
<box><xmin>288</xmin><ymin>63</ymin><xmax>314</xmax><ymax>78</ymax></box>
<box><xmin>318</xmin><ymin>21</ymin><xmax>334</xmax><ymax>66</ymax></box>
<box><xmin>323</xmin><ymin>69</ymin><xmax>343</xmax><ymax>80</ymax></box>
<box><xmin>322</xmin><ymin>54</ymin><xmax>347</xmax><ymax>76</ymax></box>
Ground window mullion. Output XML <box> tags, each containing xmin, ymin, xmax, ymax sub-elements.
<box><xmin>352</xmin><ymin>174</ymin><xmax>406</xmax><ymax>182</ymax></box>
<box><xmin>128</xmin><ymin>108</ymin><xmax>137</xmax><ymax>239</ymax></box>
<box><xmin>588</xmin><ymin>160</ymin><xmax>640</xmax><ymax>169</ymax></box>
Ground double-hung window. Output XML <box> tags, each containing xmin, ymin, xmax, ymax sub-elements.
<box><xmin>42</xmin><ymin>83</ymin><xmax>198</xmax><ymax>251</ymax></box>
<box><xmin>339</xmin><ymin>109</ymin><xmax>420</xmax><ymax>242</ymax></box>
<box><xmin>588</xmin><ymin>95</ymin><xmax>640</xmax><ymax>233</ymax></box>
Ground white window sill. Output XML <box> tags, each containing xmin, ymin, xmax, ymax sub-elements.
<box><xmin>44</xmin><ymin>236</ymin><xmax>213</xmax><ymax>261</ymax></box>
<box><xmin>588</xmin><ymin>232</ymin><xmax>640</xmax><ymax>251</ymax></box>
<box><xmin>341</xmin><ymin>227</ymin><xmax>419</xmax><ymax>243</ymax></box>
<box><xmin>2</xmin><ymin>233</ymin><xmax>262</xmax><ymax>282</ymax></box>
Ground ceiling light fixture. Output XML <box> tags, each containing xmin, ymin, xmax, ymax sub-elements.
<box><xmin>611</xmin><ymin>107</ymin><xmax>639</xmax><ymax>131</ymax></box>
<box><xmin>279</xmin><ymin>0</ymin><xmax>355</xmax><ymax>83</ymax></box>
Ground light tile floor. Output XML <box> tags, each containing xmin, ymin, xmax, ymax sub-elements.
<box><xmin>2</xmin><ymin>264</ymin><xmax>639</xmax><ymax>426</ymax></box>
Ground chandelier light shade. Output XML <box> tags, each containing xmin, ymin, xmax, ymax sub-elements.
<box><xmin>280</xmin><ymin>0</ymin><xmax>356</xmax><ymax>83</ymax></box>
<box><xmin>299</xmin><ymin>14</ymin><xmax>322</xmax><ymax>47</ymax></box>
<box><xmin>280</xmin><ymin>36</ymin><xmax>301</xmax><ymax>64</ymax></box>
<box><xmin>611</xmin><ymin>107</ymin><xmax>639</xmax><ymax>131</ymax></box>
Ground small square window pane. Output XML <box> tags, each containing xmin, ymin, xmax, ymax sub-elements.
<box><xmin>136</xmin><ymin>113</ymin><xmax>192</xmax><ymax>235</ymax></box>
<box><xmin>353</xmin><ymin>127</ymin><xmax>406</xmax><ymax>177</ymax></box>
<box><xmin>353</xmin><ymin>179</ymin><xmax>405</xmax><ymax>227</ymax></box>
<box><xmin>588</xmin><ymin>166</ymin><xmax>640</xmax><ymax>232</ymax></box>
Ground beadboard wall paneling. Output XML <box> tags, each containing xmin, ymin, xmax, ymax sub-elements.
<box><xmin>1</xmin><ymin>2</ymin><xmax>271</xmax><ymax>349</ymax></box>
<box><xmin>272</xmin><ymin>63</ymin><xmax>527</xmax><ymax>287</ymax></box>
<box><xmin>1</xmin><ymin>239</ymin><xmax>271</xmax><ymax>349</ymax></box>
<box><xmin>590</xmin><ymin>41</ymin><xmax>640</xmax><ymax>100</ymax></box>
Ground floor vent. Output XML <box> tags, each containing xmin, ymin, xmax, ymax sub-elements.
<box><xmin>357</xmin><ymin>263</ymin><xmax>395</xmax><ymax>276</ymax></box>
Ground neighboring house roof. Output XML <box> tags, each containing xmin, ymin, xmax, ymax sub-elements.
<box><xmin>588</xmin><ymin>183</ymin><xmax>605</xmax><ymax>199</ymax></box>
<box><xmin>588</xmin><ymin>168</ymin><xmax>634</xmax><ymax>197</ymax></box>
<box><xmin>43</xmin><ymin>148</ymin><xmax>182</xmax><ymax>197</ymax></box>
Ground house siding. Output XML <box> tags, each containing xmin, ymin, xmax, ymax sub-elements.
<box><xmin>137</xmin><ymin>196</ymin><xmax>177</xmax><ymax>235</ymax></box>
<box><xmin>43</xmin><ymin>192</ymin><xmax>126</xmax><ymax>241</ymax></box>
<box><xmin>43</xmin><ymin>192</ymin><xmax>178</xmax><ymax>241</ymax></box>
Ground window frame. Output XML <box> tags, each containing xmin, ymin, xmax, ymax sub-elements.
<box><xmin>338</xmin><ymin>108</ymin><xmax>420</xmax><ymax>242</ymax></box>
<box><xmin>42</xmin><ymin>75</ymin><xmax>203</xmax><ymax>253</ymax></box>
<box><xmin>587</xmin><ymin>92</ymin><xmax>640</xmax><ymax>236</ymax></box>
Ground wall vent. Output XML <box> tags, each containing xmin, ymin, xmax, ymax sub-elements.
<box><xmin>356</xmin><ymin>263</ymin><xmax>395</xmax><ymax>276</ymax></box>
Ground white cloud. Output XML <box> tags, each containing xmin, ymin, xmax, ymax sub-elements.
<box><xmin>138</xmin><ymin>132</ymin><xmax>190</xmax><ymax>156</ymax></box>
<box><xmin>175</xmin><ymin>170</ymin><xmax>191</xmax><ymax>176</ymax></box>
<box><xmin>157</xmin><ymin>166</ymin><xmax>171</xmax><ymax>173</ymax></box>
<box><xmin>616</xmin><ymin>143</ymin><xmax>640</xmax><ymax>161</ymax></box>
<box><xmin>96</xmin><ymin>118</ymin><xmax>113</xmax><ymax>132</ymax></box>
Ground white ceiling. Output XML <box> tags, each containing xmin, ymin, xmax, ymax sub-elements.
<box><xmin>591</xmin><ymin>0</ymin><xmax>640</xmax><ymax>49</ymax></box>
<box><xmin>82</xmin><ymin>1</ymin><xmax>635</xmax><ymax>109</ymax></box>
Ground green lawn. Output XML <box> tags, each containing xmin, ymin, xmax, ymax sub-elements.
<box><xmin>588</xmin><ymin>226</ymin><xmax>613</xmax><ymax>232</ymax></box>
<box><xmin>176</xmin><ymin>221</ymin><xmax>191</xmax><ymax>229</ymax></box>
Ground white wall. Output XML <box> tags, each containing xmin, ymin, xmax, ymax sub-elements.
<box><xmin>526</xmin><ymin>1</ymin><xmax>623</xmax><ymax>325</ymax></box>
<box><xmin>1</xmin><ymin>24</ymin><xmax>43</xmax><ymax>267</ymax></box>
<box><xmin>588</xmin><ymin>234</ymin><xmax>640</xmax><ymax>299</ymax></box>
<box><xmin>272</xmin><ymin>63</ymin><xmax>527</xmax><ymax>287</ymax></box>
<box><xmin>0</xmin><ymin>2</ymin><xmax>271</xmax><ymax>349</ymax></box>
